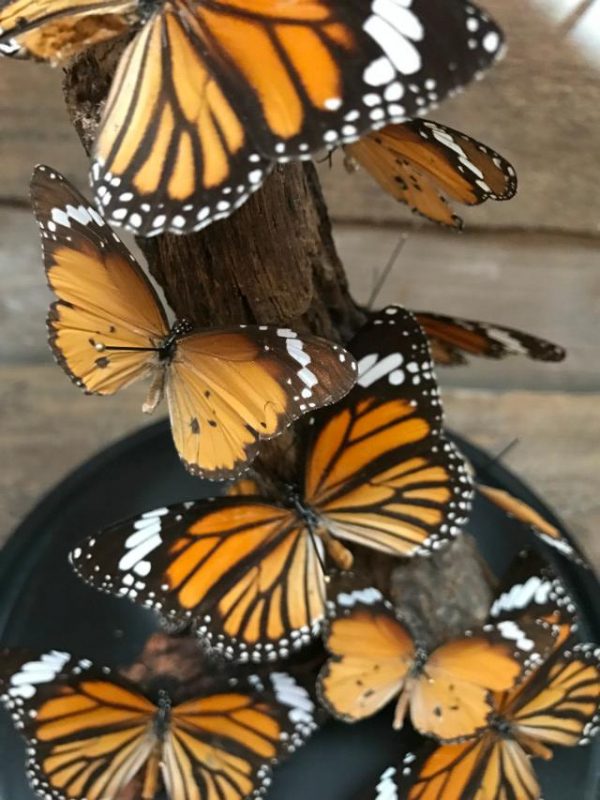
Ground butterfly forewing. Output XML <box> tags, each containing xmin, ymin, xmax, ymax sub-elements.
<box><xmin>306</xmin><ymin>305</ymin><xmax>473</xmax><ymax>558</ymax></box>
<box><xmin>31</xmin><ymin>165</ymin><xmax>169</xmax><ymax>395</ymax></box>
<box><xmin>168</xmin><ymin>327</ymin><xmax>357</xmax><ymax>479</ymax></box>
<box><xmin>0</xmin><ymin>650</ymin><xmax>158</xmax><ymax>800</ymax></box>
<box><xmin>344</xmin><ymin>118</ymin><xmax>517</xmax><ymax>228</ymax></box>
<box><xmin>70</xmin><ymin>499</ymin><xmax>328</xmax><ymax>662</ymax></box>
<box><xmin>415</xmin><ymin>311</ymin><xmax>566</xmax><ymax>366</ymax></box>
<box><xmin>318</xmin><ymin>588</ymin><xmax>416</xmax><ymax>723</ymax></box>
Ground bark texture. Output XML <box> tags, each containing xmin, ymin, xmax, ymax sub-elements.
<box><xmin>61</xmin><ymin>40</ymin><xmax>492</xmax><ymax>686</ymax></box>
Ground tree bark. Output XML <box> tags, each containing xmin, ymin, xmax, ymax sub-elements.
<box><xmin>62</xmin><ymin>41</ymin><xmax>492</xmax><ymax>672</ymax></box>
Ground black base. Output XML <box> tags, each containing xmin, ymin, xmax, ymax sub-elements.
<box><xmin>0</xmin><ymin>420</ymin><xmax>598</xmax><ymax>799</ymax></box>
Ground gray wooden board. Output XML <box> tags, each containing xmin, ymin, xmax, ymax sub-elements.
<box><xmin>1</xmin><ymin>1</ymin><xmax>600</xmax><ymax>233</ymax></box>
<box><xmin>0</xmin><ymin>366</ymin><xmax>597</xmax><ymax>573</ymax></box>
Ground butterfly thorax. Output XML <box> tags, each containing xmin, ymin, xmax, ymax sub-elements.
<box><xmin>285</xmin><ymin>485</ymin><xmax>320</xmax><ymax>532</ymax></box>
<box><xmin>158</xmin><ymin>318</ymin><xmax>194</xmax><ymax>362</ymax></box>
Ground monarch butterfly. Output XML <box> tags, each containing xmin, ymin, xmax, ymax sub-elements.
<box><xmin>0</xmin><ymin>1</ymin><xmax>504</xmax><ymax>236</ymax></box>
<box><xmin>0</xmin><ymin>647</ymin><xmax>316</xmax><ymax>800</ymax></box>
<box><xmin>414</xmin><ymin>312</ymin><xmax>566</xmax><ymax>366</ymax></box>
<box><xmin>478</xmin><ymin>484</ymin><xmax>588</xmax><ymax>566</ymax></box>
<box><xmin>31</xmin><ymin>165</ymin><xmax>357</xmax><ymax>480</ymax></box>
<box><xmin>317</xmin><ymin>586</ymin><xmax>556</xmax><ymax>742</ymax></box>
<box><xmin>489</xmin><ymin>550</ymin><xmax>577</xmax><ymax>647</ymax></box>
<box><xmin>344</xmin><ymin>118</ymin><xmax>517</xmax><ymax>228</ymax></box>
<box><xmin>368</xmin><ymin>640</ymin><xmax>600</xmax><ymax>800</ymax></box>
<box><xmin>70</xmin><ymin>305</ymin><xmax>472</xmax><ymax>662</ymax></box>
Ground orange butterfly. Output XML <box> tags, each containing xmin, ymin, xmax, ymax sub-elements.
<box><xmin>70</xmin><ymin>305</ymin><xmax>473</xmax><ymax>662</ymax></box>
<box><xmin>31</xmin><ymin>165</ymin><xmax>357</xmax><ymax>479</ymax></box>
<box><xmin>0</xmin><ymin>647</ymin><xmax>316</xmax><ymax>800</ymax></box>
<box><xmin>1</xmin><ymin>1</ymin><xmax>504</xmax><ymax>235</ymax></box>
<box><xmin>317</xmin><ymin>587</ymin><xmax>555</xmax><ymax>741</ymax></box>
<box><xmin>369</xmin><ymin>640</ymin><xmax>600</xmax><ymax>800</ymax></box>
<box><xmin>343</xmin><ymin>118</ymin><xmax>517</xmax><ymax>228</ymax></box>
<box><xmin>414</xmin><ymin>311</ymin><xmax>566</xmax><ymax>367</ymax></box>
<box><xmin>478</xmin><ymin>484</ymin><xmax>588</xmax><ymax>566</ymax></box>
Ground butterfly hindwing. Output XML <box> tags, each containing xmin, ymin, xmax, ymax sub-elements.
<box><xmin>305</xmin><ymin>305</ymin><xmax>473</xmax><ymax>558</ymax></box>
<box><xmin>344</xmin><ymin>118</ymin><xmax>517</xmax><ymax>228</ymax></box>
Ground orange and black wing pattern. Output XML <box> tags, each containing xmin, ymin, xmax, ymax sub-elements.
<box><xmin>167</xmin><ymin>326</ymin><xmax>357</xmax><ymax>480</ymax></box>
<box><xmin>500</xmin><ymin>641</ymin><xmax>600</xmax><ymax>752</ymax></box>
<box><xmin>478</xmin><ymin>484</ymin><xmax>587</xmax><ymax>566</ymax></box>
<box><xmin>369</xmin><ymin>736</ymin><xmax>541</xmax><ymax>800</ymax></box>
<box><xmin>305</xmin><ymin>305</ymin><xmax>473</xmax><ymax>558</ymax></box>
<box><xmin>0</xmin><ymin>649</ymin><xmax>316</xmax><ymax>800</ymax></box>
<box><xmin>344</xmin><ymin>118</ymin><xmax>516</xmax><ymax>228</ymax></box>
<box><xmin>1</xmin><ymin>1</ymin><xmax>505</xmax><ymax>235</ymax></box>
<box><xmin>0</xmin><ymin>648</ymin><xmax>159</xmax><ymax>800</ymax></box>
<box><xmin>70</xmin><ymin>498</ymin><xmax>328</xmax><ymax>662</ymax></box>
<box><xmin>30</xmin><ymin>164</ymin><xmax>169</xmax><ymax>396</ymax></box>
<box><xmin>415</xmin><ymin>311</ymin><xmax>566</xmax><ymax>366</ymax></box>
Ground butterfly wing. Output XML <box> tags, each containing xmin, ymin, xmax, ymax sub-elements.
<box><xmin>164</xmin><ymin>673</ymin><xmax>315</xmax><ymax>799</ymax></box>
<box><xmin>478</xmin><ymin>484</ymin><xmax>587</xmax><ymax>566</ymax></box>
<box><xmin>70</xmin><ymin>499</ymin><xmax>328</xmax><ymax>662</ymax></box>
<box><xmin>412</xmin><ymin>621</ymin><xmax>556</xmax><ymax>741</ymax></box>
<box><xmin>415</xmin><ymin>311</ymin><xmax>566</xmax><ymax>366</ymax></box>
<box><xmin>344</xmin><ymin>118</ymin><xmax>516</xmax><ymax>228</ymax></box>
<box><xmin>30</xmin><ymin>165</ymin><xmax>169</xmax><ymax>395</ymax></box>
<box><xmin>504</xmin><ymin>642</ymin><xmax>600</xmax><ymax>750</ymax></box>
<box><xmin>0</xmin><ymin>649</ymin><xmax>157</xmax><ymax>800</ymax></box>
<box><xmin>375</xmin><ymin>736</ymin><xmax>540</xmax><ymax>800</ymax></box>
<box><xmin>306</xmin><ymin>305</ymin><xmax>472</xmax><ymax>558</ymax></box>
<box><xmin>0</xmin><ymin>1</ymin><xmax>133</xmax><ymax>61</ymax></box>
<box><xmin>489</xmin><ymin>550</ymin><xmax>577</xmax><ymax>647</ymax></box>
<box><xmin>318</xmin><ymin>588</ymin><xmax>416</xmax><ymax>722</ymax></box>
<box><xmin>166</xmin><ymin>327</ymin><xmax>356</xmax><ymax>479</ymax></box>
<box><xmin>91</xmin><ymin>0</ymin><xmax>503</xmax><ymax>235</ymax></box>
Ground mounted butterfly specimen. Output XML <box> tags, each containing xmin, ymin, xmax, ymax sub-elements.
<box><xmin>414</xmin><ymin>311</ymin><xmax>566</xmax><ymax>367</ymax></box>
<box><xmin>367</xmin><ymin>639</ymin><xmax>600</xmax><ymax>800</ymax></box>
<box><xmin>31</xmin><ymin>165</ymin><xmax>357</xmax><ymax>480</ymax></box>
<box><xmin>70</xmin><ymin>305</ymin><xmax>472</xmax><ymax>662</ymax></box>
<box><xmin>0</xmin><ymin>647</ymin><xmax>316</xmax><ymax>800</ymax></box>
<box><xmin>477</xmin><ymin>484</ymin><xmax>588</xmax><ymax>566</ymax></box>
<box><xmin>343</xmin><ymin>118</ymin><xmax>517</xmax><ymax>228</ymax></box>
<box><xmin>1</xmin><ymin>1</ymin><xmax>504</xmax><ymax>235</ymax></box>
<box><xmin>317</xmin><ymin>586</ymin><xmax>556</xmax><ymax>742</ymax></box>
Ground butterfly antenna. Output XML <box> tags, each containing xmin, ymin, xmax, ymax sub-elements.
<box><xmin>366</xmin><ymin>233</ymin><xmax>409</xmax><ymax>310</ymax></box>
<box><xmin>559</xmin><ymin>0</ymin><xmax>596</xmax><ymax>33</ymax></box>
<box><xmin>478</xmin><ymin>437</ymin><xmax>520</xmax><ymax>476</ymax></box>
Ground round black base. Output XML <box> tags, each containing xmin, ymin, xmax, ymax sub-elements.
<box><xmin>0</xmin><ymin>420</ymin><xmax>598</xmax><ymax>799</ymax></box>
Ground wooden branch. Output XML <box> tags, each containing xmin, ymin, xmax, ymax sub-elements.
<box><xmin>61</xmin><ymin>42</ymin><xmax>492</xmax><ymax>683</ymax></box>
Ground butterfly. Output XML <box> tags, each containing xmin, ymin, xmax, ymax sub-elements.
<box><xmin>368</xmin><ymin>640</ymin><xmax>600</xmax><ymax>800</ymax></box>
<box><xmin>317</xmin><ymin>585</ymin><xmax>556</xmax><ymax>742</ymax></box>
<box><xmin>414</xmin><ymin>311</ymin><xmax>566</xmax><ymax>367</ymax></box>
<box><xmin>489</xmin><ymin>550</ymin><xmax>577</xmax><ymax>647</ymax></box>
<box><xmin>478</xmin><ymin>484</ymin><xmax>588</xmax><ymax>566</ymax></box>
<box><xmin>70</xmin><ymin>304</ymin><xmax>473</xmax><ymax>662</ymax></box>
<box><xmin>0</xmin><ymin>647</ymin><xmax>317</xmax><ymax>800</ymax></box>
<box><xmin>31</xmin><ymin>164</ymin><xmax>358</xmax><ymax>480</ymax></box>
<box><xmin>344</xmin><ymin>118</ymin><xmax>517</xmax><ymax>228</ymax></box>
<box><xmin>1</xmin><ymin>1</ymin><xmax>504</xmax><ymax>236</ymax></box>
